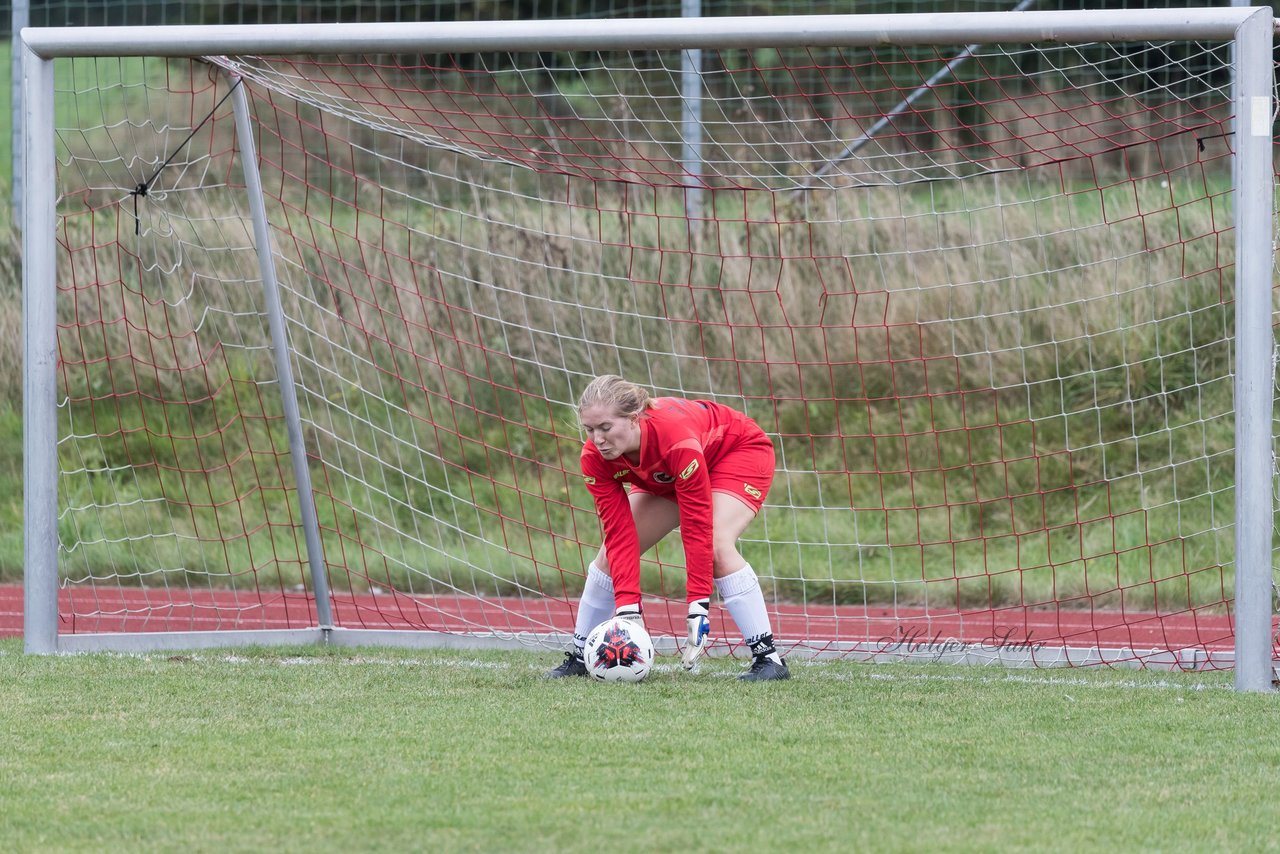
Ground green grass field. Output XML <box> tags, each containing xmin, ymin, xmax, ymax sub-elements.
<box><xmin>2</xmin><ymin>638</ymin><xmax>1278</xmax><ymax>853</ymax></box>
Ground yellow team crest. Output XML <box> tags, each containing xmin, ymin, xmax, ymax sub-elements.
<box><xmin>679</xmin><ymin>459</ymin><xmax>700</xmax><ymax>480</ymax></box>
<box><xmin>743</xmin><ymin>483</ymin><xmax>762</xmax><ymax>499</ymax></box>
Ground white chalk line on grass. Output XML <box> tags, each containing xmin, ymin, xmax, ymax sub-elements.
<box><xmin>851</xmin><ymin>667</ymin><xmax>1231</xmax><ymax>692</ymax></box>
<box><xmin>3</xmin><ymin>646</ymin><xmax>1232</xmax><ymax>692</ymax></box>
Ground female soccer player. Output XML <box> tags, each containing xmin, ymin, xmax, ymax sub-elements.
<box><xmin>547</xmin><ymin>374</ymin><xmax>790</xmax><ymax>682</ymax></box>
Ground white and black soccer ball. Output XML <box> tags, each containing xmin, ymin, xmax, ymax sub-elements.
<box><xmin>584</xmin><ymin>617</ymin><xmax>655</xmax><ymax>683</ymax></box>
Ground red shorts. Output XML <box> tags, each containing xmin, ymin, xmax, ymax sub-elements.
<box><xmin>709</xmin><ymin>432</ymin><xmax>775</xmax><ymax>512</ymax></box>
<box><xmin>632</xmin><ymin>433</ymin><xmax>775</xmax><ymax>513</ymax></box>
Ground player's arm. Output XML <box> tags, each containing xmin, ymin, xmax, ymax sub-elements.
<box><xmin>668</xmin><ymin>443</ymin><xmax>714</xmax><ymax>604</ymax></box>
<box><xmin>580</xmin><ymin>453</ymin><xmax>642</xmax><ymax>610</ymax></box>
<box><xmin>667</xmin><ymin>442</ymin><xmax>715</xmax><ymax>667</ymax></box>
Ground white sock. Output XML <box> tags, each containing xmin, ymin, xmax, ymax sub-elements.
<box><xmin>715</xmin><ymin>564</ymin><xmax>782</xmax><ymax>663</ymax></box>
<box><xmin>572</xmin><ymin>563</ymin><xmax>615</xmax><ymax>654</ymax></box>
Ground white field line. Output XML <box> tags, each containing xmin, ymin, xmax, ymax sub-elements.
<box><xmin>0</xmin><ymin>646</ymin><xmax>1230</xmax><ymax>691</ymax></box>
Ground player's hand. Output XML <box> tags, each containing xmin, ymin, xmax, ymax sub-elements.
<box><xmin>614</xmin><ymin>605</ymin><xmax>644</xmax><ymax>627</ymax></box>
<box><xmin>682</xmin><ymin>598</ymin><xmax>711</xmax><ymax>670</ymax></box>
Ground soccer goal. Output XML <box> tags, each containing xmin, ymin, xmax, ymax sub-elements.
<box><xmin>21</xmin><ymin>9</ymin><xmax>1278</xmax><ymax>690</ymax></box>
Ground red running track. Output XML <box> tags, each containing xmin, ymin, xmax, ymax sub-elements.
<box><xmin>0</xmin><ymin>584</ymin><xmax>1238</xmax><ymax>663</ymax></box>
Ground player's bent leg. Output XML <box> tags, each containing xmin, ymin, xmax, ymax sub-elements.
<box><xmin>625</xmin><ymin>490</ymin><xmax>682</xmax><ymax>559</ymax></box>
<box><xmin>699</xmin><ymin>493</ymin><xmax>790</xmax><ymax>680</ymax></box>
<box><xmin>717</xmin><ymin>568</ymin><xmax>790</xmax><ymax>681</ymax></box>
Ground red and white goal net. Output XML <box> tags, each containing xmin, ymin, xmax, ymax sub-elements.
<box><xmin>27</xmin><ymin>13</ymin><xmax>1278</xmax><ymax>670</ymax></box>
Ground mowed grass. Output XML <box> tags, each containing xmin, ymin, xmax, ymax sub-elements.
<box><xmin>1</xmin><ymin>639</ymin><xmax>1278</xmax><ymax>853</ymax></box>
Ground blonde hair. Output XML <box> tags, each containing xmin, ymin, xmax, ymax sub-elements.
<box><xmin>578</xmin><ymin>374</ymin><xmax>652</xmax><ymax>418</ymax></box>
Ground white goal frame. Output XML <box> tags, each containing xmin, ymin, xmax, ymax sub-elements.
<box><xmin>20</xmin><ymin>8</ymin><xmax>1277</xmax><ymax>691</ymax></box>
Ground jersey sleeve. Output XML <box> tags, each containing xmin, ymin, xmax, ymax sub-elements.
<box><xmin>579</xmin><ymin>447</ymin><xmax>641</xmax><ymax>609</ymax></box>
<box><xmin>666</xmin><ymin>441</ymin><xmax>715</xmax><ymax>603</ymax></box>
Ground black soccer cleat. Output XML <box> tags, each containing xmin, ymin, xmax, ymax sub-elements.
<box><xmin>738</xmin><ymin>654</ymin><xmax>791</xmax><ymax>682</ymax></box>
<box><xmin>546</xmin><ymin>650</ymin><xmax>589</xmax><ymax>678</ymax></box>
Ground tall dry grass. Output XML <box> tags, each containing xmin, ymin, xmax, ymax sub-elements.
<box><xmin>0</xmin><ymin>222</ymin><xmax>20</xmax><ymax>398</ymax></box>
<box><xmin>35</xmin><ymin>50</ymin><xmax>1232</xmax><ymax>409</ymax></box>
<box><xmin>41</xmin><ymin>114</ymin><xmax>1235</xmax><ymax>430</ymax></box>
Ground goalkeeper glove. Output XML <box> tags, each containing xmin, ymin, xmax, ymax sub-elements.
<box><xmin>614</xmin><ymin>604</ymin><xmax>644</xmax><ymax>627</ymax></box>
<box><xmin>682</xmin><ymin>598</ymin><xmax>711</xmax><ymax>670</ymax></box>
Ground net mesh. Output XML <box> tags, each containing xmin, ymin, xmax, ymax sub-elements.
<box><xmin>48</xmin><ymin>35</ymin><xmax>1251</xmax><ymax>665</ymax></box>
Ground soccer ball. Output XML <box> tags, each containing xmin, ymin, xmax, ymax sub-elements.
<box><xmin>584</xmin><ymin>617</ymin><xmax>655</xmax><ymax>683</ymax></box>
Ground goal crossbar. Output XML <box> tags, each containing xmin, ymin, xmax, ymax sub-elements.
<box><xmin>19</xmin><ymin>9</ymin><xmax>1263</xmax><ymax>58</ymax></box>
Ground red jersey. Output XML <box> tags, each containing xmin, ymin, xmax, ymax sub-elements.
<box><xmin>580</xmin><ymin>398</ymin><xmax>767</xmax><ymax>608</ymax></box>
